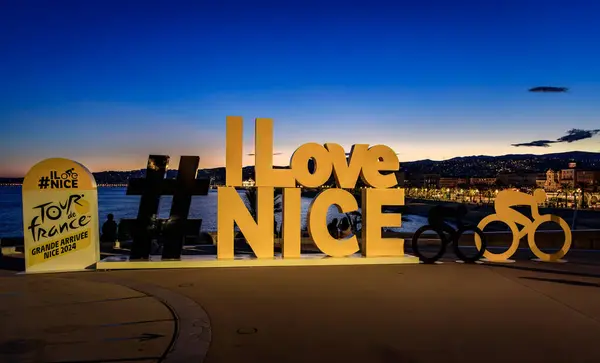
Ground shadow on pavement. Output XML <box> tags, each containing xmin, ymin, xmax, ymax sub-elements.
<box><xmin>44</xmin><ymin>357</ymin><xmax>163</xmax><ymax>363</ymax></box>
<box><xmin>519</xmin><ymin>276</ymin><xmax>600</xmax><ymax>287</ymax></box>
<box><xmin>484</xmin><ymin>262</ymin><xmax>600</xmax><ymax>279</ymax></box>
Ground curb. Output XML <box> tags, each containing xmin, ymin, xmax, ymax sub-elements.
<box><xmin>77</xmin><ymin>275</ymin><xmax>212</xmax><ymax>363</ymax></box>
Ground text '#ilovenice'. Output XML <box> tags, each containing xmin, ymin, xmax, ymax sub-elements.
<box><xmin>30</xmin><ymin>229</ymin><xmax>90</xmax><ymax>262</ymax></box>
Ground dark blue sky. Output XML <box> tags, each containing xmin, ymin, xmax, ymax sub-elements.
<box><xmin>2</xmin><ymin>0</ymin><xmax>599</xmax><ymax>176</ymax></box>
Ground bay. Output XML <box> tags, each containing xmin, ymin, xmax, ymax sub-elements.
<box><xmin>0</xmin><ymin>186</ymin><xmax>430</xmax><ymax>238</ymax></box>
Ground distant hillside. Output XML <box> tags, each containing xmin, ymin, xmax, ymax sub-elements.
<box><xmin>400</xmin><ymin>151</ymin><xmax>600</xmax><ymax>177</ymax></box>
<box><xmin>2</xmin><ymin>151</ymin><xmax>599</xmax><ymax>184</ymax></box>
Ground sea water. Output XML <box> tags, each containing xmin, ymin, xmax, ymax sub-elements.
<box><xmin>0</xmin><ymin>186</ymin><xmax>432</xmax><ymax>238</ymax></box>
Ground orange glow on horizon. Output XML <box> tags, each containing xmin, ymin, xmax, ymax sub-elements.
<box><xmin>1</xmin><ymin>138</ymin><xmax>599</xmax><ymax>178</ymax></box>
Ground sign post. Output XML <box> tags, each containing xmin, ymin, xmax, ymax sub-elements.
<box><xmin>22</xmin><ymin>158</ymin><xmax>100</xmax><ymax>273</ymax></box>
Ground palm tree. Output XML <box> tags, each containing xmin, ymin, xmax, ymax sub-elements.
<box><xmin>273</xmin><ymin>194</ymin><xmax>283</xmax><ymax>236</ymax></box>
<box><xmin>243</xmin><ymin>188</ymin><xmax>258</xmax><ymax>219</ymax></box>
<box><xmin>576</xmin><ymin>183</ymin><xmax>587</xmax><ymax>208</ymax></box>
<box><xmin>560</xmin><ymin>183</ymin><xmax>574</xmax><ymax>208</ymax></box>
<box><xmin>243</xmin><ymin>188</ymin><xmax>283</xmax><ymax>235</ymax></box>
<box><xmin>581</xmin><ymin>192</ymin><xmax>590</xmax><ymax>209</ymax></box>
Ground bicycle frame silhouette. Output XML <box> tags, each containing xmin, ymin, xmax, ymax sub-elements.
<box><xmin>474</xmin><ymin>211</ymin><xmax>572</xmax><ymax>262</ymax></box>
<box><xmin>61</xmin><ymin>168</ymin><xmax>78</xmax><ymax>180</ymax></box>
<box><xmin>411</xmin><ymin>219</ymin><xmax>487</xmax><ymax>264</ymax></box>
<box><xmin>412</xmin><ymin>190</ymin><xmax>573</xmax><ymax>264</ymax></box>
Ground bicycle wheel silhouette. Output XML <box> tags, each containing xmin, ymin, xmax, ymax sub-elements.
<box><xmin>60</xmin><ymin>173</ymin><xmax>68</xmax><ymax>179</ymax></box>
<box><xmin>453</xmin><ymin>226</ymin><xmax>487</xmax><ymax>263</ymax></box>
<box><xmin>71</xmin><ymin>172</ymin><xmax>78</xmax><ymax>179</ymax></box>
<box><xmin>527</xmin><ymin>214</ymin><xmax>572</xmax><ymax>262</ymax></box>
<box><xmin>475</xmin><ymin>214</ymin><xmax>520</xmax><ymax>262</ymax></box>
<box><xmin>411</xmin><ymin>225</ymin><xmax>448</xmax><ymax>264</ymax></box>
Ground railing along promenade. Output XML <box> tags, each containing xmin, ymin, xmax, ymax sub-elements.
<box><xmin>4</xmin><ymin>229</ymin><xmax>600</xmax><ymax>256</ymax></box>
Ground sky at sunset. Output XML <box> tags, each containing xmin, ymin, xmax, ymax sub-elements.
<box><xmin>1</xmin><ymin>0</ymin><xmax>600</xmax><ymax>177</ymax></box>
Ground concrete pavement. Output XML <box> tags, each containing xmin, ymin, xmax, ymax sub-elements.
<box><xmin>2</xmin><ymin>254</ymin><xmax>600</xmax><ymax>362</ymax></box>
<box><xmin>93</xmin><ymin>261</ymin><xmax>600</xmax><ymax>363</ymax></box>
<box><xmin>0</xmin><ymin>273</ymin><xmax>195</xmax><ymax>363</ymax></box>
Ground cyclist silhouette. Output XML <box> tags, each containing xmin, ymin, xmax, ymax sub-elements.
<box><xmin>493</xmin><ymin>189</ymin><xmax>546</xmax><ymax>227</ymax></box>
<box><xmin>61</xmin><ymin>168</ymin><xmax>78</xmax><ymax>179</ymax></box>
<box><xmin>427</xmin><ymin>204</ymin><xmax>468</xmax><ymax>232</ymax></box>
<box><xmin>414</xmin><ymin>203</ymin><xmax>486</xmax><ymax>264</ymax></box>
<box><xmin>475</xmin><ymin>188</ymin><xmax>570</xmax><ymax>263</ymax></box>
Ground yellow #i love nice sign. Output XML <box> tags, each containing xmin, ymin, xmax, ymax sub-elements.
<box><xmin>216</xmin><ymin>116</ymin><xmax>406</xmax><ymax>260</ymax></box>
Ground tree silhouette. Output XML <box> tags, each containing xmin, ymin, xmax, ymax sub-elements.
<box><xmin>243</xmin><ymin>188</ymin><xmax>283</xmax><ymax>236</ymax></box>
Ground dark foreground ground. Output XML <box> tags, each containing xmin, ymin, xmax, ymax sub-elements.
<box><xmin>2</xmin><ymin>248</ymin><xmax>600</xmax><ymax>363</ymax></box>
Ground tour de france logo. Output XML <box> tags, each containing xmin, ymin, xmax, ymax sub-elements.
<box><xmin>27</xmin><ymin>193</ymin><xmax>93</xmax><ymax>265</ymax></box>
<box><xmin>37</xmin><ymin>167</ymin><xmax>79</xmax><ymax>190</ymax></box>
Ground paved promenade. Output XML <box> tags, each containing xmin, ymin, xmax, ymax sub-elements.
<box><xmin>0</xmin><ymin>274</ymin><xmax>177</xmax><ymax>363</ymax></box>
<box><xmin>2</xmin><ymin>254</ymin><xmax>600</xmax><ymax>362</ymax></box>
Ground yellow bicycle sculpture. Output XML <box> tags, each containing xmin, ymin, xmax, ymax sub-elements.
<box><xmin>474</xmin><ymin>189</ymin><xmax>572</xmax><ymax>262</ymax></box>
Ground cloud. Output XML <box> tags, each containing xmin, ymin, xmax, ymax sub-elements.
<box><xmin>511</xmin><ymin>128</ymin><xmax>600</xmax><ymax>147</ymax></box>
<box><xmin>556</xmin><ymin>128</ymin><xmax>600</xmax><ymax>143</ymax></box>
<box><xmin>511</xmin><ymin>140</ymin><xmax>557</xmax><ymax>147</ymax></box>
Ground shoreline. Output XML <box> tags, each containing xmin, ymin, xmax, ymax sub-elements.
<box><xmin>403</xmin><ymin>198</ymin><xmax>600</xmax><ymax>230</ymax></box>
<box><xmin>4</xmin><ymin>200</ymin><xmax>599</xmax><ymax>242</ymax></box>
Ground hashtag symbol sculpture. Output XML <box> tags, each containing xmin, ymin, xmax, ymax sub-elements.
<box><xmin>38</xmin><ymin>176</ymin><xmax>50</xmax><ymax>189</ymax></box>
<box><xmin>126</xmin><ymin>155</ymin><xmax>210</xmax><ymax>260</ymax></box>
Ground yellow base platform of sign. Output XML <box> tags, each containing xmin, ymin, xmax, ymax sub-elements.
<box><xmin>96</xmin><ymin>253</ymin><xmax>420</xmax><ymax>270</ymax></box>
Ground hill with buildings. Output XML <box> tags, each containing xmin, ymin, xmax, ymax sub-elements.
<box><xmin>400</xmin><ymin>151</ymin><xmax>600</xmax><ymax>177</ymax></box>
<box><xmin>2</xmin><ymin>151</ymin><xmax>599</xmax><ymax>185</ymax></box>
